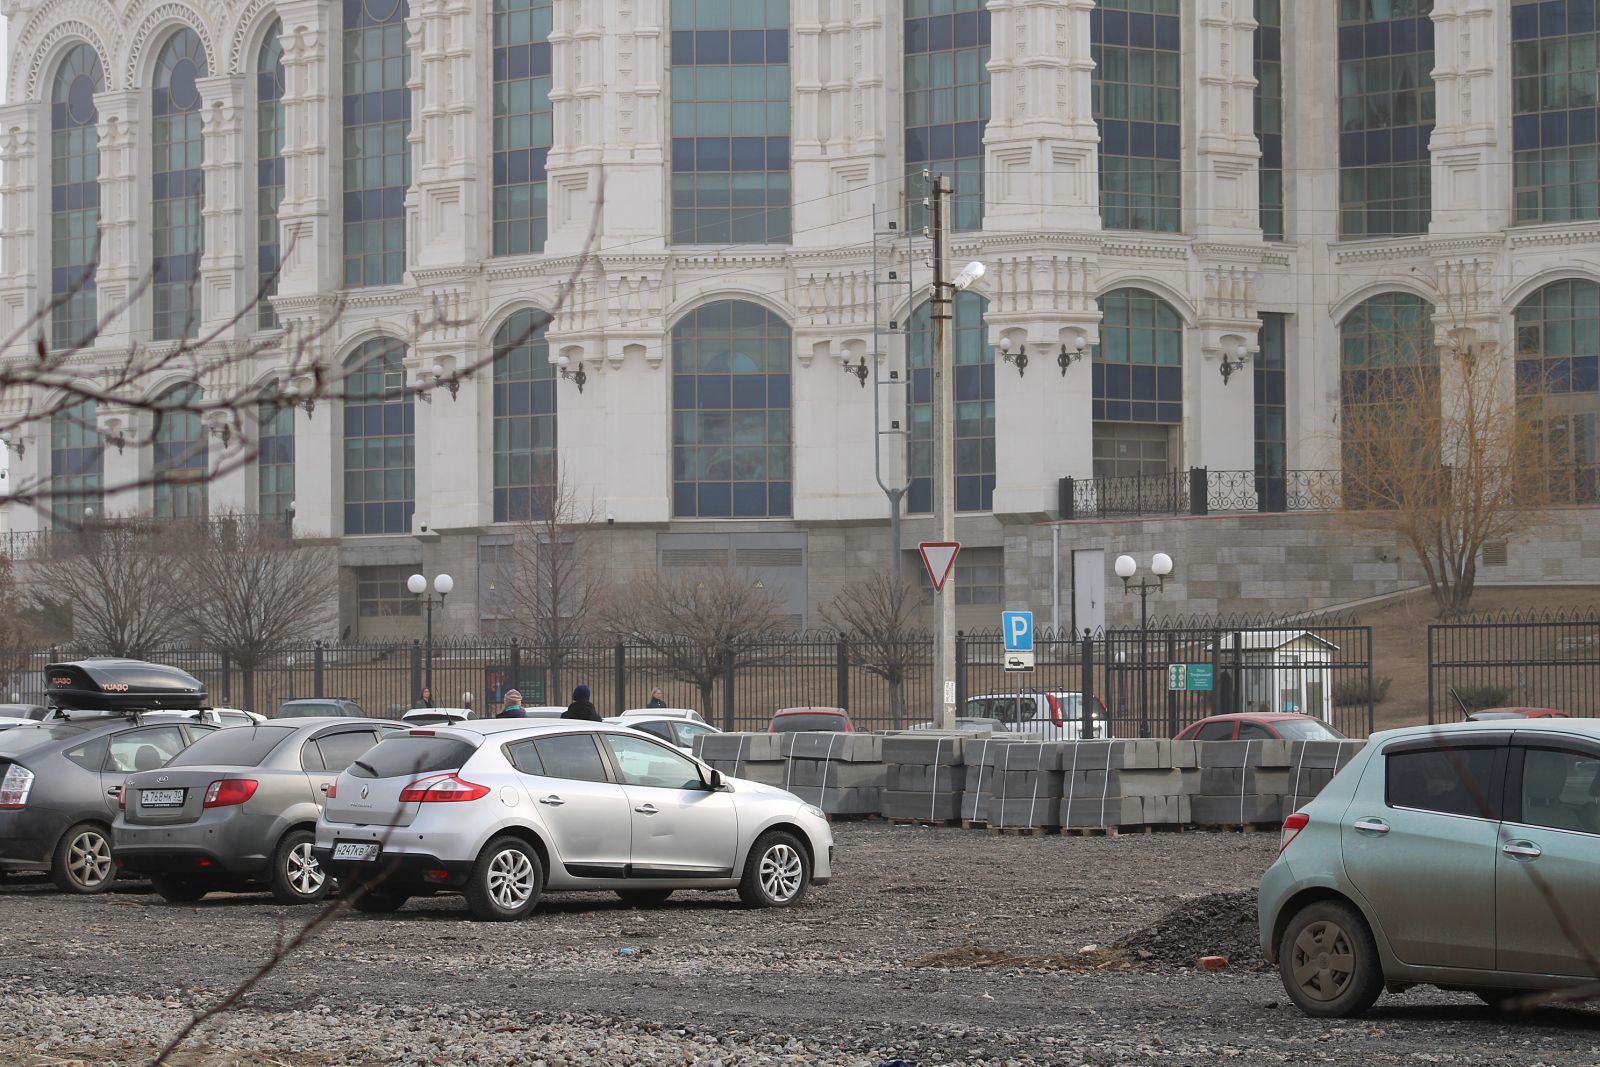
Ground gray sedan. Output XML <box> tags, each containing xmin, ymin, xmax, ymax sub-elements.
<box><xmin>115</xmin><ymin>718</ymin><xmax>401</xmax><ymax>903</ymax></box>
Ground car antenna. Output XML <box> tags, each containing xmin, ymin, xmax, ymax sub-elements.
<box><xmin>1449</xmin><ymin>687</ymin><xmax>1470</xmax><ymax>718</ymax></box>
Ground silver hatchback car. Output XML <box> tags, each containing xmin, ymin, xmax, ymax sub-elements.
<box><xmin>314</xmin><ymin>721</ymin><xmax>834</xmax><ymax>921</ymax></box>
<box><xmin>1260</xmin><ymin>719</ymin><xmax>1600</xmax><ymax>1017</ymax></box>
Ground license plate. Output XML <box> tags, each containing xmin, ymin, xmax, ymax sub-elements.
<box><xmin>333</xmin><ymin>842</ymin><xmax>379</xmax><ymax>861</ymax></box>
<box><xmin>140</xmin><ymin>789</ymin><xmax>185</xmax><ymax>808</ymax></box>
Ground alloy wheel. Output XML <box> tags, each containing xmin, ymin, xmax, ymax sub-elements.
<box><xmin>486</xmin><ymin>847</ymin><xmax>536</xmax><ymax>911</ymax></box>
<box><xmin>68</xmin><ymin>830</ymin><xmax>112</xmax><ymax>889</ymax></box>
<box><xmin>758</xmin><ymin>843</ymin><xmax>803</xmax><ymax>903</ymax></box>
<box><xmin>1290</xmin><ymin>919</ymin><xmax>1356</xmax><ymax>1003</ymax></box>
<box><xmin>287</xmin><ymin>841</ymin><xmax>325</xmax><ymax>897</ymax></box>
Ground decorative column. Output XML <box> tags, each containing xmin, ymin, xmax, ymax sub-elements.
<box><xmin>983</xmin><ymin>0</ymin><xmax>1103</xmax><ymax>233</ymax></box>
<box><xmin>95</xmin><ymin>404</ymin><xmax>145</xmax><ymax>515</ymax></box>
<box><xmin>1190</xmin><ymin>0</ymin><xmax>1262</xmax><ymax>240</ymax></box>
<box><xmin>1427</xmin><ymin>0</ymin><xmax>1510</xmax><ymax>235</ymax></box>
<box><xmin>92</xmin><ymin>90</ymin><xmax>143</xmax><ymax>348</ymax></box>
<box><xmin>1192</xmin><ymin>259</ymin><xmax>1260</xmax><ymax>472</ymax></box>
<box><xmin>197</xmin><ymin>74</ymin><xmax>248</xmax><ymax>337</ymax></box>
<box><xmin>791</xmin><ymin>266</ymin><xmax>883</xmax><ymax>521</ymax></box>
<box><xmin>0</xmin><ymin>103</ymin><xmax>44</xmax><ymax>358</ymax></box>
<box><xmin>407</xmin><ymin>0</ymin><xmax>482</xmax><ymax>269</ymax></box>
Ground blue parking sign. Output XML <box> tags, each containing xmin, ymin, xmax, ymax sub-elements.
<box><xmin>1002</xmin><ymin>610</ymin><xmax>1034</xmax><ymax>653</ymax></box>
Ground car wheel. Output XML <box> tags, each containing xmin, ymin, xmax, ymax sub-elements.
<box><xmin>1277</xmin><ymin>900</ymin><xmax>1383</xmax><ymax>1018</ymax></box>
<box><xmin>737</xmin><ymin>830</ymin><xmax>810</xmax><ymax>909</ymax></box>
<box><xmin>51</xmin><ymin>822</ymin><xmax>115</xmax><ymax>894</ymax></box>
<box><xmin>464</xmin><ymin>836</ymin><xmax>543</xmax><ymax>922</ymax></box>
<box><xmin>150</xmin><ymin>876</ymin><xmax>208</xmax><ymax>903</ymax></box>
<box><xmin>615</xmin><ymin>889</ymin><xmax>674</xmax><ymax>907</ymax></box>
<box><xmin>268</xmin><ymin>830</ymin><xmax>328</xmax><ymax>905</ymax></box>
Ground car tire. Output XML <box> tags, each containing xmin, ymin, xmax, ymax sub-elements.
<box><xmin>1277</xmin><ymin>900</ymin><xmax>1383</xmax><ymax>1018</ymax></box>
<box><xmin>150</xmin><ymin>876</ymin><xmax>208</xmax><ymax>903</ymax></box>
<box><xmin>464</xmin><ymin>836</ymin><xmax>543</xmax><ymax>922</ymax></box>
<box><xmin>347</xmin><ymin>886</ymin><xmax>410</xmax><ymax>914</ymax></box>
<box><xmin>737</xmin><ymin>830</ymin><xmax>810</xmax><ymax>909</ymax></box>
<box><xmin>268</xmin><ymin>830</ymin><xmax>329</xmax><ymax>905</ymax></box>
<box><xmin>50</xmin><ymin>822</ymin><xmax>115</xmax><ymax>894</ymax></box>
<box><xmin>615</xmin><ymin>889</ymin><xmax>674</xmax><ymax>907</ymax></box>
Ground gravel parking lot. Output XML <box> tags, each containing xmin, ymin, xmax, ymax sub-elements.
<box><xmin>1</xmin><ymin>824</ymin><xmax>1596</xmax><ymax>1066</ymax></box>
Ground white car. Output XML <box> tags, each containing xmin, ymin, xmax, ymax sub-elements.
<box><xmin>211</xmin><ymin>707</ymin><xmax>268</xmax><ymax>728</ymax></box>
<box><xmin>618</xmin><ymin>708</ymin><xmax>706</xmax><ymax>724</ymax></box>
<box><xmin>964</xmin><ymin>692</ymin><xmax>1111</xmax><ymax>740</ymax></box>
<box><xmin>608</xmin><ymin>713</ymin><xmax>721</xmax><ymax>755</ymax></box>
<box><xmin>315</xmin><ymin>720</ymin><xmax>833</xmax><ymax>921</ymax></box>
<box><xmin>403</xmin><ymin>707</ymin><xmax>473</xmax><ymax>726</ymax></box>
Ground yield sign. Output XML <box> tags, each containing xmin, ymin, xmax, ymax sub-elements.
<box><xmin>918</xmin><ymin>541</ymin><xmax>961</xmax><ymax>593</ymax></box>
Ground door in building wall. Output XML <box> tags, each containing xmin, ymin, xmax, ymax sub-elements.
<box><xmin>1072</xmin><ymin>549</ymin><xmax>1105</xmax><ymax>637</ymax></box>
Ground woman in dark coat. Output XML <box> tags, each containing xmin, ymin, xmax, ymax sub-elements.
<box><xmin>562</xmin><ymin>684</ymin><xmax>601</xmax><ymax>722</ymax></box>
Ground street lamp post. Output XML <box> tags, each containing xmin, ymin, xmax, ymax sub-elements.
<box><xmin>407</xmin><ymin>571</ymin><xmax>454</xmax><ymax>691</ymax></box>
<box><xmin>1114</xmin><ymin>552</ymin><xmax>1174</xmax><ymax>738</ymax></box>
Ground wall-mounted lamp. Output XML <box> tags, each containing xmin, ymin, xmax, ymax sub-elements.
<box><xmin>998</xmin><ymin>337</ymin><xmax>1029</xmax><ymax>378</ymax></box>
<box><xmin>204</xmin><ymin>410</ymin><xmax>237</xmax><ymax>448</ymax></box>
<box><xmin>282</xmin><ymin>378</ymin><xmax>315</xmax><ymax>416</ymax></box>
<box><xmin>1058</xmin><ymin>337</ymin><xmax>1087</xmax><ymax>376</ymax></box>
<box><xmin>101</xmin><ymin>416</ymin><xmax>127</xmax><ymax>455</ymax></box>
<box><xmin>556</xmin><ymin>354</ymin><xmax>587</xmax><ymax>393</ymax></box>
<box><xmin>1219</xmin><ymin>343</ymin><xmax>1250</xmax><ymax>385</ymax></box>
<box><xmin>836</xmin><ymin>350</ymin><xmax>869</xmax><ymax>387</ymax></box>
<box><xmin>432</xmin><ymin>361</ymin><xmax>461</xmax><ymax>401</ymax></box>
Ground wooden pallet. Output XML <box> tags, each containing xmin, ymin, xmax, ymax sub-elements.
<box><xmin>823</xmin><ymin>812</ymin><xmax>880</xmax><ymax>823</ymax></box>
<box><xmin>987</xmin><ymin>825</ymin><xmax>1059</xmax><ymax>837</ymax></box>
<box><xmin>959</xmin><ymin>819</ymin><xmax>989</xmax><ymax>830</ymax></box>
<box><xmin>1196</xmin><ymin>822</ymin><xmax>1278</xmax><ymax>834</ymax></box>
<box><xmin>1060</xmin><ymin>826</ymin><xmax>1124</xmax><ymax>837</ymax></box>
<box><xmin>886</xmin><ymin>818</ymin><xmax>960</xmax><ymax>828</ymax></box>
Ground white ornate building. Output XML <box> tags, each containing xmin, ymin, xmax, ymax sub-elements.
<box><xmin>0</xmin><ymin>0</ymin><xmax>1596</xmax><ymax>637</ymax></box>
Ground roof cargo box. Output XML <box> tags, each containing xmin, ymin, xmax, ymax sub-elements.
<box><xmin>45</xmin><ymin>659</ymin><xmax>208</xmax><ymax>710</ymax></box>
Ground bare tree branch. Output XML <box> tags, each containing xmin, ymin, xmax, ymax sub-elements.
<box><xmin>820</xmin><ymin>573</ymin><xmax>927</xmax><ymax>729</ymax></box>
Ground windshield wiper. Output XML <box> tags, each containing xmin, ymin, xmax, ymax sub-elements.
<box><xmin>352</xmin><ymin>759</ymin><xmax>379</xmax><ymax>777</ymax></box>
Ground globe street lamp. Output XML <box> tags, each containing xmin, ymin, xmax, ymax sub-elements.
<box><xmin>408</xmin><ymin>572</ymin><xmax>454</xmax><ymax>691</ymax></box>
<box><xmin>1115</xmin><ymin>552</ymin><xmax>1174</xmax><ymax>738</ymax></box>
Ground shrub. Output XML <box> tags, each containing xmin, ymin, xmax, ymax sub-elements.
<box><xmin>1333</xmin><ymin>675</ymin><xmax>1392</xmax><ymax>706</ymax></box>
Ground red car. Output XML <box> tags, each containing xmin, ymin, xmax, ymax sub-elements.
<box><xmin>768</xmin><ymin>707</ymin><xmax>854</xmax><ymax>733</ymax></box>
<box><xmin>1464</xmin><ymin>707</ymin><xmax>1568</xmax><ymax>721</ymax></box>
<box><xmin>1175</xmin><ymin>712</ymin><xmax>1347</xmax><ymax>742</ymax></box>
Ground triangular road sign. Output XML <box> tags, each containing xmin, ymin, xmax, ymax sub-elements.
<box><xmin>918</xmin><ymin>541</ymin><xmax>961</xmax><ymax>593</ymax></box>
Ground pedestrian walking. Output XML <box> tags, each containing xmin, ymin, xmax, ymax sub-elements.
<box><xmin>496</xmin><ymin>689</ymin><xmax>527</xmax><ymax>718</ymax></box>
<box><xmin>562</xmin><ymin>684</ymin><xmax>601</xmax><ymax>721</ymax></box>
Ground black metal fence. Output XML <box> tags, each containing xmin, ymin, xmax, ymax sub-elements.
<box><xmin>1059</xmin><ymin>468</ymin><xmax>1342</xmax><ymax>520</ymax></box>
<box><xmin>1427</xmin><ymin>609</ymin><xmax>1600</xmax><ymax>723</ymax></box>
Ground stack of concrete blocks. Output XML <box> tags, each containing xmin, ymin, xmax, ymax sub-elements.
<box><xmin>1190</xmin><ymin>739</ymin><xmax>1366</xmax><ymax>826</ymax></box>
<box><xmin>694</xmin><ymin>733</ymin><xmax>787</xmax><ymax>787</ymax></box>
<box><xmin>880</xmin><ymin>734</ymin><xmax>969</xmax><ymax>823</ymax></box>
<box><xmin>1058</xmin><ymin>740</ymin><xmax>1198</xmax><ymax>829</ymax></box>
<box><xmin>961</xmin><ymin>738</ymin><xmax>1066</xmax><ymax>829</ymax></box>
<box><xmin>772</xmin><ymin>732</ymin><xmax>884</xmax><ymax>816</ymax></box>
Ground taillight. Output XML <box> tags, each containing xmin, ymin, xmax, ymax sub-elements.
<box><xmin>399</xmin><ymin>774</ymin><xmax>489</xmax><ymax>803</ymax></box>
<box><xmin>1279</xmin><ymin>812</ymin><xmax>1309</xmax><ymax>854</ymax></box>
<box><xmin>0</xmin><ymin>765</ymin><xmax>34</xmax><ymax>809</ymax></box>
<box><xmin>203</xmin><ymin>779</ymin><xmax>259</xmax><ymax>808</ymax></box>
<box><xmin>116</xmin><ymin>785</ymin><xmax>125</xmax><ymax>811</ymax></box>
<box><xmin>326</xmin><ymin>780</ymin><xmax>338</xmax><ymax>799</ymax></box>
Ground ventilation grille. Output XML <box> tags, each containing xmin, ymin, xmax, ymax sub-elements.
<box><xmin>660</xmin><ymin>549</ymin><xmax>730</xmax><ymax>568</ymax></box>
<box><xmin>1481</xmin><ymin>542</ymin><xmax>1508</xmax><ymax>568</ymax></box>
<box><xmin>737</xmin><ymin>548</ymin><xmax>804</xmax><ymax>568</ymax></box>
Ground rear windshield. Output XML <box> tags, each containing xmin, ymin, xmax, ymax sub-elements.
<box><xmin>167</xmin><ymin>725</ymin><xmax>296</xmax><ymax>768</ymax></box>
<box><xmin>278</xmin><ymin>703</ymin><xmax>345</xmax><ymax>718</ymax></box>
<box><xmin>1273</xmin><ymin>719</ymin><xmax>1345</xmax><ymax>741</ymax></box>
<box><xmin>348</xmin><ymin>735</ymin><xmax>477</xmax><ymax>778</ymax></box>
<box><xmin>773</xmin><ymin>714</ymin><xmax>847</xmax><ymax>732</ymax></box>
<box><xmin>0</xmin><ymin>722</ymin><xmax>96</xmax><ymax>753</ymax></box>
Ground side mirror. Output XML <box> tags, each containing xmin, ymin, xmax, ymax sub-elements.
<box><xmin>706</xmin><ymin>768</ymin><xmax>724</xmax><ymax>791</ymax></box>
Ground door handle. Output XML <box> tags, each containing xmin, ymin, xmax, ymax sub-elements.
<box><xmin>1353</xmin><ymin>818</ymin><xmax>1390</xmax><ymax>834</ymax></box>
<box><xmin>634</xmin><ymin>803</ymin><xmax>659</xmax><ymax>815</ymax></box>
<box><xmin>538</xmin><ymin>795</ymin><xmax>565</xmax><ymax>807</ymax></box>
<box><xmin>1502</xmin><ymin>841</ymin><xmax>1543</xmax><ymax>860</ymax></box>
<box><xmin>107</xmin><ymin>787</ymin><xmax>122</xmax><ymax>798</ymax></box>
<box><xmin>319</xmin><ymin>783</ymin><xmax>330</xmax><ymax>794</ymax></box>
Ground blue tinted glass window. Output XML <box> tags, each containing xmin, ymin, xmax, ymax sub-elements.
<box><xmin>49</xmin><ymin>397</ymin><xmax>103</xmax><ymax>529</ymax></box>
<box><xmin>152</xmin><ymin>383</ymin><xmax>208</xmax><ymax>518</ymax></box>
<box><xmin>51</xmin><ymin>44</ymin><xmax>102</xmax><ymax>351</ymax></box>
<box><xmin>1338</xmin><ymin>1</ymin><xmax>1435</xmax><ymax>236</ymax></box>
<box><xmin>671</xmin><ymin>301</ymin><xmax>792</xmax><ymax>517</ymax></box>
<box><xmin>258</xmin><ymin>388</ymin><xmax>295</xmax><ymax>520</ymax></box>
<box><xmin>1512</xmin><ymin>1</ymin><xmax>1600</xmax><ymax>222</ymax></box>
<box><xmin>905</xmin><ymin>0</ymin><xmax>990</xmax><ymax>232</ymax></box>
<box><xmin>1093</xmin><ymin>0</ymin><xmax>1183</xmax><ymax>232</ymax></box>
<box><xmin>342</xmin><ymin>338</ymin><xmax>414</xmax><ymax>534</ymax></box>
<box><xmin>493</xmin><ymin>309</ymin><xmax>558</xmax><ymax>521</ymax></box>
<box><xmin>257</xmin><ymin>23</ymin><xmax>285</xmax><ymax>328</ymax></box>
<box><xmin>1255</xmin><ymin>0</ymin><xmax>1284</xmax><ymax>239</ymax></box>
<box><xmin>1515</xmin><ymin>279</ymin><xmax>1600</xmax><ymax>396</ymax></box>
<box><xmin>494</xmin><ymin>0</ymin><xmax>552</xmax><ymax>255</ymax></box>
<box><xmin>152</xmin><ymin>30</ymin><xmax>208</xmax><ymax>340</ymax></box>
<box><xmin>669</xmin><ymin>0</ymin><xmax>790</xmax><ymax>244</ymax></box>
<box><xmin>907</xmin><ymin>291</ymin><xmax>994</xmax><ymax>514</ymax></box>
<box><xmin>1255</xmin><ymin>312</ymin><xmax>1288</xmax><ymax>500</ymax></box>
<box><xmin>344</xmin><ymin>0</ymin><xmax>411</xmax><ymax>286</ymax></box>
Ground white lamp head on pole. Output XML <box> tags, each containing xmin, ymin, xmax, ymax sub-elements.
<box><xmin>406</xmin><ymin>573</ymin><xmax>427</xmax><ymax>595</ymax></box>
<box><xmin>952</xmin><ymin>261</ymin><xmax>986</xmax><ymax>291</ymax></box>
<box><xmin>1114</xmin><ymin>554</ymin><xmax>1137</xmax><ymax>579</ymax></box>
<box><xmin>1151</xmin><ymin>552</ymin><xmax>1174</xmax><ymax>577</ymax></box>
<box><xmin>433</xmin><ymin>573</ymin><xmax>454</xmax><ymax>596</ymax></box>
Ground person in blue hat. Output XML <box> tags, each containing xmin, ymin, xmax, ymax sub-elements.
<box><xmin>562</xmin><ymin>684</ymin><xmax>600</xmax><ymax>721</ymax></box>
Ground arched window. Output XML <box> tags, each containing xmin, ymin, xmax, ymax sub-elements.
<box><xmin>1093</xmin><ymin>288</ymin><xmax>1183</xmax><ymax>481</ymax></box>
<box><xmin>152</xmin><ymin>30</ymin><xmax>208</xmax><ymax>340</ymax></box>
<box><xmin>258</xmin><ymin>386</ymin><xmax>295</xmax><ymax>519</ymax></box>
<box><xmin>1512</xmin><ymin>1</ymin><xmax>1600</xmax><ymax>222</ymax></box>
<box><xmin>908</xmin><ymin>290</ymin><xmax>993</xmax><ymax>513</ymax></box>
<box><xmin>49</xmin><ymin>398</ymin><xmax>103</xmax><ymax>528</ymax></box>
<box><xmin>670</xmin><ymin>301</ymin><xmax>792</xmax><ymax>517</ymax></box>
<box><xmin>343</xmin><ymin>338</ymin><xmax>414</xmax><ymax>534</ymax></box>
<box><xmin>153</xmin><ymin>382</ymin><xmax>208</xmax><ymax>518</ymax></box>
<box><xmin>492</xmin><ymin>0</ymin><xmax>553</xmax><ymax>255</ymax></box>
<box><xmin>1339</xmin><ymin>292</ymin><xmax>1436</xmax><ymax>501</ymax></box>
<box><xmin>492</xmin><ymin>309</ymin><xmax>557</xmax><ymax>520</ymax></box>
<box><xmin>257</xmin><ymin>21</ymin><xmax>285</xmax><ymax>328</ymax></box>
<box><xmin>904</xmin><ymin>0</ymin><xmax>991</xmax><ymax>232</ymax></box>
<box><xmin>1514</xmin><ymin>279</ymin><xmax>1600</xmax><ymax>502</ymax></box>
<box><xmin>344</xmin><ymin>0</ymin><xmax>411</xmax><ymax>287</ymax></box>
<box><xmin>668</xmin><ymin>0</ymin><xmax>791</xmax><ymax>244</ymax></box>
<box><xmin>1092</xmin><ymin>0</ymin><xmax>1183</xmax><ymax>232</ymax></box>
<box><xmin>1338</xmin><ymin>2</ymin><xmax>1435</xmax><ymax>236</ymax></box>
<box><xmin>51</xmin><ymin>44</ymin><xmax>103</xmax><ymax>351</ymax></box>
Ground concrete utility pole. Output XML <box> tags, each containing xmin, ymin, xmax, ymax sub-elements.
<box><xmin>929</xmin><ymin>173</ymin><xmax>956</xmax><ymax>732</ymax></box>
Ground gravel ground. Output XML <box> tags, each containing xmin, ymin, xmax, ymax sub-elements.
<box><xmin>0</xmin><ymin>824</ymin><xmax>1597</xmax><ymax>1066</ymax></box>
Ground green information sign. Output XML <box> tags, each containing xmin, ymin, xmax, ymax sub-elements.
<box><xmin>1167</xmin><ymin>664</ymin><xmax>1215</xmax><ymax>692</ymax></box>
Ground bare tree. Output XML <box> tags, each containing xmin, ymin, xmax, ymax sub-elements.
<box><xmin>821</xmin><ymin>573</ymin><xmax>927</xmax><ymax>729</ymax></box>
<box><xmin>501</xmin><ymin>471</ymin><xmax>611</xmax><ymax>702</ymax></box>
<box><xmin>1339</xmin><ymin>288</ymin><xmax>1553</xmax><ymax>617</ymax></box>
<box><xmin>27</xmin><ymin>518</ymin><xmax>185</xmax><ymax>656</ymax></box>
<box><xmin>172</xmin><ymin>512</ymin><xmax>338</xmax><ymax>708</ymax></box>
<box><xmin>606</xmin><ymin>568</ymin><xmax>792</xmax><ymax>715</ymax></box>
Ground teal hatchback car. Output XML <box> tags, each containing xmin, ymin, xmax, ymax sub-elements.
<box><xmin>1260</xmin><ymin>719</ymin><xmax>1600</xmax><ymax>1017</ymax></box>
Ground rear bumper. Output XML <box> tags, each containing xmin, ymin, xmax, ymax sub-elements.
<box><xmin>113</xmin><ymin>843</ymin><xmax>268</xmax><ymax>881</ymax></box>
<box><xmin>114</xmin><ymin>820</ymin><xmax>271</xmax><ymax>881</ymax></box>
<box><xmin>313</xmin><ymin>846</ymin><xmax>474</xmax><ymax>889</ymax></box>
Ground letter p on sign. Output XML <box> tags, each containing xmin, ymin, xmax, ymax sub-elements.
<box><xmin>1002</xmin><ymin>610</ymin><xmax>1034</xmax><ymax>653</ymax></box>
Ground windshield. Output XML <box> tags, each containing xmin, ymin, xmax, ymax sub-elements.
<box><xmin>773</xmin><ymin>713</ymin><xmax>848</xmax><ymax>732</ymax></box>
<box><xmin>278</xmin><ymin>703</ymin><xmax>343</xmax><ymax>718</ymax></box>
<box><xmin>167</xmin><ymin>725</ymin><xmax>296</xmax><ymax>768</ymax></box>
<box><xmin>1272</xmin><ymin>719</ymin><xmax>1346</xmax><ymax>741</ymax></box>
<box><xmin>348</xmin><ymin>735</ymin><xmax>477</xmax><ymax>778</ymax></box>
